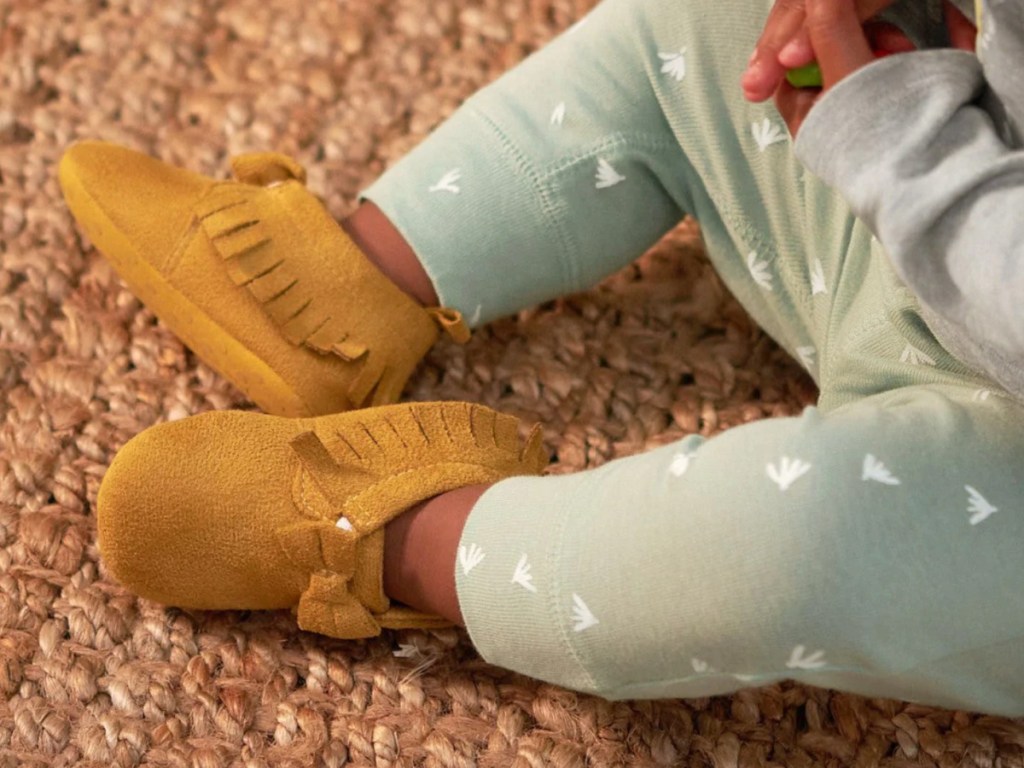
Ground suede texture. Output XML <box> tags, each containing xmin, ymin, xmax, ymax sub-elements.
<box><xmin>97</xmin><ymin>402</ymin><xmax>548</xmax><ymax>639</ymax></box>
<box><xmin>59</xmin><ymin>141</ymin><xmax>468</xmax><ymax>418</ymax></box>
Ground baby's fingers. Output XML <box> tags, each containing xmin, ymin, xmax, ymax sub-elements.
<box><xmin>777</xmin><ymin>0</ymin><xmax>896</xmax><ymax>83</ymax></box>
<box><xmin>806</xmin><ymin>0</ymin><xmax>874</xmax><ymax>89</ymax></box>
<box><xmin>779</xmin><ymin>30</ymin><xmax>815</xmax><ymax>68</ymax></box>
<box><xmin>742</xmin><ymin>0</ymin><xmax>808</xmax><ymax>102</ymax></box>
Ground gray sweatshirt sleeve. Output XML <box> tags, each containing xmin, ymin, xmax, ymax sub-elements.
<box><xmin>793</xmin><ymin>3</ymin><xmax>1024</xmax><ymax>364</ymax></box>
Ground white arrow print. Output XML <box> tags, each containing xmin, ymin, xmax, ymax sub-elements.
<box><xmin>862</xmin><ymin>454</ymin><xmax>900</xmax><ymax>485</ymax></box>
<box><xmin>595</xmin><ymin>158</ymin><xmax>626</xmax><ymax>189</ymax></box>
<box><xmin>658</xmin><ymin>48</ymin><xmax>687</xmax><ymax>82</ymax></box>
<box><xmin>429</xmin><ymin>169</ymin><xmax>462</xmax><ymax>194</ymax></box>
<box><xmin>691</xmin><ymin>657</ymin><xmax>716</xmax><ymax>674</ymax></box>
<box><xmin>747</xmin><ymin>251</ymin><xmax>773</xmax><ymax>291</ymax></box>
<box><xmin>966</xmin><ymin>485</ymin><xmax>998</xmax><ymax>525</ymax></box>
<box><xmin>668</xmin><ymin>451</ymin><xmax>698</xmax><ymax>477</ymax></box>
<box><xmin>786</xmin><ymin>645</ymin><xmax>827</xmax><ymax>670</ymax></box>
<box><xmin>551</xmin><ymin>102</ymin><xmax>566</xmax><ymax>126</ymax></box>
<box><xmin>900</xmin><ymin>344</ymin><xmax>936</xmax><ymax>366</ymax></box>
<box><xmin>766</xmin><ymin>456</ymin><xmax>812</xmax><ymax>491</ymax></box>
<box><xmin>752</xmin><ymin>118</ymin><xmax>787</xmax><ymax>152</ymax></box>
<box><xmin>810</xmin><ymin>259</ymin><xmax>828</xmax><ymax>295</ymax></box>
<box><xmin>571</xmin><ymin>594</ymin><xmax>599</xmax><ymax>632</ymax></box>
<box><xmin>458</xmin><ymin>543</ymin><xmax>485</xmax><ymax>574</ymax></box>
<box><xmin>511</xmin><ymin>554</ymin><xmax>538</xmax><ymax>593</ymax></box>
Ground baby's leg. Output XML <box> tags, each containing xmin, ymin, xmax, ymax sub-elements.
<box><xmin>358</xmin><ymin>0</ymin><xmax>710</xmax><ymax>326</ymax></box>
<box><xmin>452</xmin><ymin>384</ymin><xmax>1024</xmax><ymax>716</ymax></box>
<box><xmin>360</xmin><ymin>0</ymin><xmax>854</xmax><ymax>374</ymax></box>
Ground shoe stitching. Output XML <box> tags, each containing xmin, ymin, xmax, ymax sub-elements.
<box><xmin>297</xmin><ymin>468</ymin><xmax>331</xmax><ymax>523</ymax></box>
<box><xmin>167</xmin><ymin>182</ymin><xmax>245</xmax><ymax>277</ymax></box>
<box><xmin>163</xmin><ymin>218</ymin><xmax>201</xmax><ymax>278</ymax></box>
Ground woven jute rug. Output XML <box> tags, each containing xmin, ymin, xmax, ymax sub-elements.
<box><xmin>3</xmin><ymin>0</ymin><xmax>1023</xmax><ymax>765</ymax></box>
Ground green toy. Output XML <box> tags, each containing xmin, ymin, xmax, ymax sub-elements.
<box><xmin>786</xmin><ymin>50</ymin><xmax>891</xmax><ymax>89</ymax></box>
<box><xmin>785</xmin><ymin>62</ymin><xmax>823</xmax><ymax>88</ymax></box>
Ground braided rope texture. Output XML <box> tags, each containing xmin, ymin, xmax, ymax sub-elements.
<box><xmin>2</xmin><ymin>0</ymin><xmax>1023</xmax><ymax>765</ymax></box>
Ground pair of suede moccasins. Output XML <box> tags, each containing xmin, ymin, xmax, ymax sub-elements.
<box><xmin>60</xmin><ymin>142</ymin><xmax>547</xmax><ymax>639</ymax></box>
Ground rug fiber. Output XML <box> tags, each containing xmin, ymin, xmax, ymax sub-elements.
<box><xmin>2</xmin><ymin>0</ymin><xmax>1023</xmax><ymax>765</ymax></box>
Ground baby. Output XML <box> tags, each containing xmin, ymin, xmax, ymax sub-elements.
<box><xmin>61</xmin><ymin>0</ymin><xmax>1024</xmax><ymax>716</ymax></box>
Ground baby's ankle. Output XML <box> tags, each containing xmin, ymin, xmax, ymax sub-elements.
<box><xmin>382</xmin><ymin>484</ymin><xmax>491</xmax><ymax>626</ymax></box>
<box><xmin>342</xmin><ymin>202</ymin><xmax>439</xmax><ymax>307</ymax></box>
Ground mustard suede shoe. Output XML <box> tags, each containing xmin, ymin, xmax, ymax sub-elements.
<box><xmin>59</xmin><ymin>141</ymin><xmax>468</xmax><ymax>417</ymax></box>
<box><xmin>97</xmin><ymin>402</ymin><xmax>547</xmax><ymax>639</ymax></box>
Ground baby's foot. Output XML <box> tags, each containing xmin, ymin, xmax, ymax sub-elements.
<box><xmin>60</xmin><ymin>142</ymin><xmax>468</xmax><ymax>416</ymax></box>
<box><xmin>97</xmin><ymin>401</ymin><xmax>545</xmax><ymax>638</ymax></box>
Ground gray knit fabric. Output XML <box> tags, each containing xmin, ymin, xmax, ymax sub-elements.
<box><xmin>796</xmin><ymin>0</ymin><xmax>1024</xmax><ymax>401</ymax></box>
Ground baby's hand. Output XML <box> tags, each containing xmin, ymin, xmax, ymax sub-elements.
<box><xmin>742</xmin><ymin>0</ymin><xmax>894</xmax><ymax>103</ymax></box>
<box><xmin>744</xmin><ymin>0</ymin><xmax>979</xmax><ymax>107</ymax></box>
<box><xmin>772</xmin><ymin>0</ymin><xmax>877</xmax><ymax>137</ymax></box>
<box><xmin>769</xmin><ymin>0</ymin><xmax>979</xmax><ymax>137</ymax></box>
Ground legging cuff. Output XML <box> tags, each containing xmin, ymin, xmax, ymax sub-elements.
<box><xmin>360</xmin><ymin>101</ymin><xmax>577</xmax><ymax>326</ymax></box>
<box><xmin>454</xmin><ymin>472</ymin><xmax>606</xmax><ymax>695</ymax></box>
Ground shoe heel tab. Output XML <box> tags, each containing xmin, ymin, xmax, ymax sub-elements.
<box><xmin>231</xmin><ymin>153</ymin><xmax>307</xmax><ymax>186</ymax></box>
<box><xmin>426</xmin><ymin>307</ymin><xmax>470</xmax><ymax>344</ymax></box>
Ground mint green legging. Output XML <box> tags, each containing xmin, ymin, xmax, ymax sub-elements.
<box><xmin>362</xmin><ymin>0</ymin><xmax>1024</xmax><ymax>715</ymax></box>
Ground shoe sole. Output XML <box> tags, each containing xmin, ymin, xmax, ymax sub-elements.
<box><xmin>60</xmin><ymin>165</ymin><xmax>311</xmax><ymax>417</ymax></box>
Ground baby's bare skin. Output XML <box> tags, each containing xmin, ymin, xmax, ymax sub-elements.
<box><xmin>342</xmin><ymin>202</ymin><xmax>439</xmax><ymax>307</ymax></box>
<box><xmin>382</xmin><ymin>485</ymin><xmax>489</xmax><ymax>626</ymax></box>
